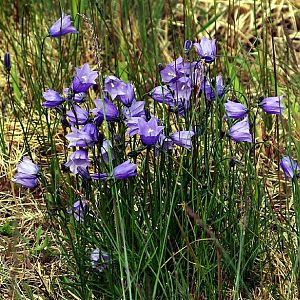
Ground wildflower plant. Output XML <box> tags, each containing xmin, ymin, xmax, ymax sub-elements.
<box><xmin>9</xmin><ymin>8</ymin><xmax>300</xmax><ymax>299</ymax></box>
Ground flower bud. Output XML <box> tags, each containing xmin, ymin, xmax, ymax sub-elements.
<box><xmin>4</xmin><ymin>52</ymin><xmax>11</xmax><ymax>72</ymax></box>
<box><xmin>184</xmin><ymin>40</ymin><xmax>193</xmax><ymax>53</ymax></box>
<box><xmin>158</xmin><ymin>63</ymin><xmax>164</xmax><ymax>72</ymax></box>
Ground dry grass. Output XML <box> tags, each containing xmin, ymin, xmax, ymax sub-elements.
<box><xmin>0</xmin><ymin>118</ymin><xmax>65</xmax><ymax>299</ymax></box>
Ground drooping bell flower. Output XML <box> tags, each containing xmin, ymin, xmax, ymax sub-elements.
<box><xmin>65</xmin><ymin>127</ymin><xmax>93</xmax><ymax>148</ymax></box>
<box><xmin>203</xmin><ymin>75</ymin><xmax>225</xmax><ymax>101</ymax></box>
<box><xmin>280</xmin><ymin>156</ymin><xmax>300</xmax><ymax>178</ymax></box>
<box><xmin>90</xmin><ymin>248</ymin><xmax>109</xmax><ymax>272</ymax></box>
<box><xmin>42</xmin><ymin>89</ymin><xmax>64</xmax><ymax>108</ymax></box>
<box><xmin>104</xmin><ymin>75</ymin><xmax>127</xmax><ymax>100</ymax></box>
<box><xmin>259</xmin><ymin>96</ymin><xmax>284</xmax><ymax>115</ymax></box>
<box><xmin>170</xmin><ymin>130</ymin><xmax>195</xmax><ymax>150</ymax></box>
<box><xmin>160</xmin><ymin>64</ymin><xmax>178</xmax><ymax>83</ymax></box>
<box><xmin>113</xmin><ymin>160</ymin><xmax>137</xmax><ymax>180</ymax></box>
<box><xmin>150</xmin><ymin>86</ymin><xmax>174</xmax><ymax>106</ymax></box>
<box><xmin>48</xmin><ymin>13</ymin><xmax>78</xmax><ymax>38</ymax></box>
<box><xmin>228</xmin><ymin>117</ymin><xmax>252</xmax><ymax>143</ymax></box>
<box><xmin>125</xmin><ymin>117</ymin><xmax>144</xmax><ymax>137</ymax></box>
<box><xmin>67</xmin><ymin>199</ymin><xmax>88</xmax><ymax>222</ymax></box>
<box><xmin>91</xmin><ymin>160</ymin><xmax>137</xmax><ymax>181</ymax></box>
<box><xmin>118</xmin><ymin>82</ymin><xmax>135</xmax><ymax>107</ymax></box>
<box><xmin>160</xmin><ymin>57</ymin><xmax>184</xmax><ymax>83</ymax></box>
<box><xmin>122</xmin><ymin>100</ymin><xmax>145</xmax><ymax>119</ymax></box>
<box><xmin>170</xmin><ymin>76</ymin><xmax>192</xmax><ymax>102</ymax></box>
<box><xmin>64</xmin><ymin>150</ymin><xmax>90</xmax><ymax>174</ymax></box>
<box><xmin>170</xmin><ymin>96</ymin><xmax>191</xmax><ymax>117</ymax></box>
<box><xmin>13</xmin><ymin>173</ymin><xmax>38</xmax><ymax>189</ymax></box>
<box><xmin>16</xmin><ymin>157</ymin><xmax>39</xmax><ymax>174</ymax></box>
<box><xmin>224</xmin><ymin>100</ymin><xmax>248</xmax><ymax>119</ymax></box>
<box><xmin>82</xmin><ymin>123</ymin><xmax>98</xmax><ymax>145</ymax></box>
<box><xmin>13</xmin><ymin>157</ymin><xmax>40</xmax><ymax>188</ymax></box>
<box><xmin>194</xmin><ymin>37</ymin><xmax>216</xmax><ymax>63</ymax></box>
<box><xmin>66</xmin><ymin>105</ymin><xmax>89</xmax><ymax>125</ymax></box>
<box><xmin>72</xmin><ymin>63</ymin><xmax>98</xmax><ymax>93</ymax></box>
<box><xmin>138</xmin><ymin>117</ymin><xmax>164</xmax><ymax>146</ymax></box>
<box><xmin>92</xmin><ymin>97</ymin><xmax>119</xmax><ymax>124</ymax></box>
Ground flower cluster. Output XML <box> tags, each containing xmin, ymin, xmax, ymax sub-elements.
<box><xmin>14</xmin><ymin>23</ymin><xmax>293</xmax><ymax>189</ymax></box>
<box><xmin>151</xmin><ymin>56</ymin><xmax>202</xmax><ymax>115</ymax></box>
<box><xmin>43</xmin><ymin>66</ymin><xmax>140</xmax><ymax>179</ymax></box>
<box><xmin>224</xmin><ymin>95</ymin><xmax>284</xmax><ymax>142</ymax></box>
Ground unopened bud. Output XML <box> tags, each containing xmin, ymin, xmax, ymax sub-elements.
<box><xmin>158</xmin><ymin>63</ymin><xmax>164</xmax><ymax>72</ymax></box>
<box><xmin>4</xmin><ymin>52</ymin><xmax>11</xmax><ymax>72</ymax></box>
<box><xmin>184</xmin><ymin>40</ymin><xmax>193</xmax><ymax>53</ymax></box>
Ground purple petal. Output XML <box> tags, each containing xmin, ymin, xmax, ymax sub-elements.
<box><xmin>228</xmin><ymin>117</ymin><xmax>252</xmax><ymax>143</ymax></box>
<box><xmin>48</xmin><ymin>13</ymin><xmax>78</xmax><ymax>38</ymax></box>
